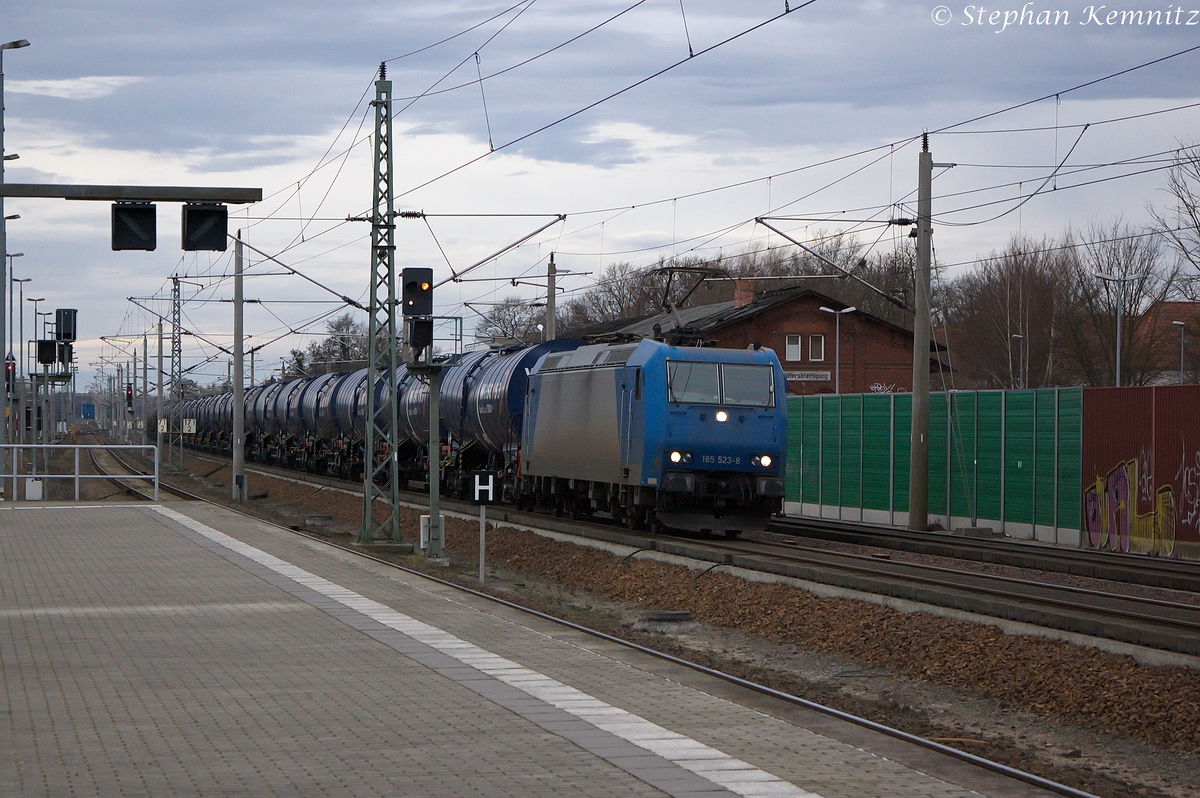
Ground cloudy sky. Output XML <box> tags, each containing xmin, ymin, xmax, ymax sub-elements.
<box><xmin>3</xmin><ymin>0</ymin><xmax>1199</xmax><ymax>388</ymax></box>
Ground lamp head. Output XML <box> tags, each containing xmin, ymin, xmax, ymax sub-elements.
<box><xmin>0</xmin><ymin>39</ymin><xmax>31</xmax><ymax>50</ymax></box>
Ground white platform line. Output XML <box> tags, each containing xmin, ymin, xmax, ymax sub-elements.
<box><xmin>152</xmin><ymin>505</ymin><xmax>823</xmax><ymax>798</ymax></box>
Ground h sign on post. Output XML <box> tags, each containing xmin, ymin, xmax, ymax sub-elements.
<box><xmin>471</xmin><ymin>469</ymin><xmax>498</xmax><ymax>585</ymax></box>
<box><xmin>471</xmin><ymin>470</ymin><xmax>498</xmax><ymax>505</ymax></box>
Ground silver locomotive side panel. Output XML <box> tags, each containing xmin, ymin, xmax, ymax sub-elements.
<box><xmin>523</xmin><ymin>346</ymin><xmax>624</xmax><ymax>484</ymax></box>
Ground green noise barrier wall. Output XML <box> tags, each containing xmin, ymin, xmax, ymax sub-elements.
<box><xmin>785</xmin><ymin>388</ymin><xmax>1083</xmax><ymax>545</ymax></box>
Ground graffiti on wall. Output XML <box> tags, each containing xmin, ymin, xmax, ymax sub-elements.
<box><xmin>1175</xmin><ymin>447</ymin><xmax>1200</xmax><ymax>534</ymax></box>
<box><xmin>1084</xmin><ymin>457</ymin><xmax>1175</xmax><ymax>556</ymax></box>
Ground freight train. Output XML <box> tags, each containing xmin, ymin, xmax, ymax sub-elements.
<box><xmin>169</xmin><ymin>337</ymin><xmax>788</xmax><ymax>535</ymax></box>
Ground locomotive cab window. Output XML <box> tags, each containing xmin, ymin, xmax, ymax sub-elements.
<box><xmin>721</xmin><ymin>364</ymin><xmax>774</xmax><ymax>407</ymax></box>
<box><xmin>668</xmin><ymin>361</ymin><xmax>775</xmax><ymax>408</ymax></box>
<box><xmin>667</xmin><ymin>361</ymin><xmax>720</xmax><ymax>404</ymax></box>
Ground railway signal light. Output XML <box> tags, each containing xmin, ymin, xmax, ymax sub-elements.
<box><xmin>181</xmin><ymin>203</ymin><xmax>229</xmax><ymax>251</ymax></box>
<box><xmin>402</xmin><ymin>267</ymin><xmax>434</xmax><ymax>316</ymax></box>
<box><xmin>111</xmin><ymin>202</ymin><xmax>157</xmax><ymax>251</ymax></box>
<box><xmin>36</xmin><ymin>340</ymin><xmax>56</xmax><ymax>366</ymax></box>
<box><xmin>4</xmin><ymin>357</ymin><xmax>14</xmax><ymax>395</ymax></box>
<box><xmin>55</xmin><ymin>308</ymin><xmax>78</xmax><ymax>342</ymax></box>
<box><xmin>126</xmin><ymin>384</ymin><xmax>134</xmax><ymax>412</ymax></box>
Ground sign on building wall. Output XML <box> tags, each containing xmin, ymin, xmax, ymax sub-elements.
<box><xmin>784</xmin><ymin>370</ymin><xmax>831</xmax><ymax>382</ymax></box>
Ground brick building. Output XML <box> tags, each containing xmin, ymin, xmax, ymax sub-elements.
<box><xmin>604</xmin><ymin>283</ymin><xmax>942</xmax><ymax>395</ymax></box>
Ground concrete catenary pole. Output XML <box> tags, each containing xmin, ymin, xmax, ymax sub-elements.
<box><xmin>428</xmin><ymin>369</ymin><xmax>443</xmax><ymax>557</ymax></box>
<box><xmin>156</xmin><ymin>322</ymin><xmax>163</xmax><ymax>458</ymax></box>
<box><xmin>545</xmin><ymin>252</ymin><xmax>556</xmax><ymax>340</ymax></box>
<box><xmin>232</xmin><ymin>234</ymin><xmax>246</xmax><ymax>502</ymax></box>
<box><xmin>141</xmin><ymin>334</ymin><xmax>148</xmax><ymax>445</ymax></box>
<box><xmin>908</xmin><ymin>138</ymin><xmax>933</xmax><ymax>533</ymax></box>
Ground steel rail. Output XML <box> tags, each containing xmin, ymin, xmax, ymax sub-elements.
<box><xmin>83</xmin><ymin>437</ymin><xmax>194</xmax><ymax>503</ymax></box>
<box><xmin>690</xmin><ymin>536</ymin><xmax>1200</xmax><ymax>637</ymax></box>
<box><xmin>180</xmin><ymin>450</ymin><xmax>1200</xmax><ymax>647</ymax></box>
<box><xmin>769</xmin><ymin>516</ymin><xmax>1200</xmax><ymax>589</ymax></box>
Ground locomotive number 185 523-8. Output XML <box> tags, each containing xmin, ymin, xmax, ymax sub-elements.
<box><xmin>701</xmin><ymin>455</ymin><xmax>742</xmax><ymax>465</ymax></box>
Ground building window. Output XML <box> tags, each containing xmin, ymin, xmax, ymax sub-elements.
<box><xmin>809</xmin><ymin>334</ymin><xmax>825</xmax><ymax>361</ymax></box>
<box><xmin>785</xmin><ymin>334</ymin><xmax>802</xmax><ymax>361</ymax></box>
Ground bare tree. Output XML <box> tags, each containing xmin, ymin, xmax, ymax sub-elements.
<box><xmin>722</xmin><ymin>230</ymin><xmax>865</xmax><ymax>277</ymax></box>
<box><xmin>1057</xmin><ymin>221</ymin><xmax>1181</xmax><ymax>386</ymax></box>
<box><xmin>473</xmin><ymin>296</ymin><xmax>546</xmax><ymax>344</ymax></box>
<box><xmin>1151</xmin><ymin>143</ymin><xmax>1200</xmax><ymax>298</ymax></box>
<box><xmin>943</xmin><ymin>236</ymin><xmax>1074</xmax><ymax>389</ymax></box>
<box><xmin>281</xmin><ymin>312</ymin><xmax>368</xmax><ymax>378</ymax></box>
<box><xmin>559</xmin><ymin>255</ymin><xmax>712</xmax><ymax>332</ymax></box>
<box><xmin>280</xmin><ymin>348</ymin><xmax>309</xmax><ymax>380</ymax></box>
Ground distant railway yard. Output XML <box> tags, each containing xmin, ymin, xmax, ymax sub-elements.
<box><xmin>77</xmin><ymin>427</ymin><xmax>1200</xmax><ymax>798</ymax></box>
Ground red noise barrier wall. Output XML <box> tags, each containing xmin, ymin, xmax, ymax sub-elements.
<box><xmin>1082</xmin><ymin>385</ymin><xmax>1200</xmax><ymax>560</ymax></box>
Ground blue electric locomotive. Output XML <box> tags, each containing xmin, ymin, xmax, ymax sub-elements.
<box><xmin>169</xmin><ymin>337</ymin><xmax>786</xmax><ymax>534</ymax></box>
<box><xmin>521</xmin><ymin>338</ymin><xmax>786</xmax><ymax>534</ymax></box>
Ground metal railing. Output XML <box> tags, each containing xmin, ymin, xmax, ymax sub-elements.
<box><xmin>1</xmin><ymin>445</ymin><xmax>159</xmax><ymax>502</ymax></box>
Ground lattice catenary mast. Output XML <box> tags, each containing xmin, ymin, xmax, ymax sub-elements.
<box><xmin>360</xmin><ymin>63</ymin><xmax>402</xmax><ymax>543</ymax></box>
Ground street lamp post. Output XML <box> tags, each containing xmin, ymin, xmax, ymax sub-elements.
<box><xmin>4</xmin><ymin>252</ymin><xmax>21</xmax><ymax>445</ymax></box>
<box><xmin>13</xmin><ymin>278</ymin><xmax>29</xmax><ymax>442</ymax></box>
<box><xmin>7</xmin><ymin>252</ymin><xmax>22</xmax><ymax>357</ymax></box>
<box><xmin>1</xmin><ymin>38</ymin><xmax>31</xmax><ymax>480</ymax></box>
<box><xmin>1011</xmin><ymin>333</ymin><xmax>1025</xmax><ymax>390</ymax></box>
<box><xmin>1094</xmin><ymin>271</ymin><xmax>1141</xmax><ymax>388</ymax></box>
<box><xmin>819</xmin><ymin>305</ymin><xmax>856</xmax><ymax>394</ymax></box>
<box><xmin>1172</xmin><ymin>320</ymin><xmax>1186</xmax><ymax>385</ymax></box>
<box><xmin>27</xmin><ymin>297</ymin><xmax>41</xmax><ymax>450</ymax></box>
<box><xmin>24</xmin><ymin>296</ymin><xmax>40</xmax><ymax>379</ymax></box>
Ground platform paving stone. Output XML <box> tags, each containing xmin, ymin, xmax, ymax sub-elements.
<box><xmin>1</xmin><ymin>502</ymin><xmax>994</xmax><ymax>797</ymax></box>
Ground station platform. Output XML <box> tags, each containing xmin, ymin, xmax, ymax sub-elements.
<box><xmin>1</xmin><ymin>501</ymin><xmax>1060</xmax><ymax>797</ymax></box>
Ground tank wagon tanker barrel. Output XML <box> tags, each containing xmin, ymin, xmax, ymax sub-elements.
<box><xmin>157</xmin><ymin>338</ymin><xmax>787</xmax><ymax>535</ymax></box>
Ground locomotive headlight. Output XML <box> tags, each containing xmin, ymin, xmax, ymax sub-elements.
<box><xmin>669</xmin><ymin>451</ymin><xmax>692</xmax><ymax>464</ymax></box>
<box><xmin>752</xmin><ymin>455</ymin><xmax>773</xmax><ymax>467</ymax></box>
<box><xmin>715</xmin><ymin>410</ymin><xmax>729</xmax><ymax>422</ymax></box>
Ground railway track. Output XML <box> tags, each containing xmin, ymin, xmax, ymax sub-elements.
<box><xmin>76</xmin><ymin>431</ymin><xmax>196</xmax><ymax>502</ymax></box>
<box><xmin>769</xmin><ymin>515</ymin><xmax>1200</xmax><ymax>592</ymax></box>
<box><xmin>182</xmin><ymin>448</ymin><xmax>1200</xmax><ymax>659</ymax></box>
<box><xmin>657</xmin><ymin>534</ymin><xmax>1200</xmax><ymax>657</ymax></box>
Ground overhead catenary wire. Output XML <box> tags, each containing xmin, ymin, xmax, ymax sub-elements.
<box><xmin>240</xmin><ymin>38</ymin><xmax>1200</xmax><ymax>303</ymax></box>
<box><xmin>150</xmin><ymin>16</ymin><xmax>1200</xmax><ymax>369</ymax></box>
<box><xmin>392</xmin><ymin>2</ymin><xmax>816</xmax><ymax>201</ymax></box>
<box><xmin>938</xmin><ymin>124</ymin><xmax>1091</xmax><ymax>227</ymax></box>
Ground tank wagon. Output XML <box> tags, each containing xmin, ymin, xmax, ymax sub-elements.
<box><xmin>167</xmin><ymin>338</ymin><xmax>787</xmax><ymax>534</ymax></box>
